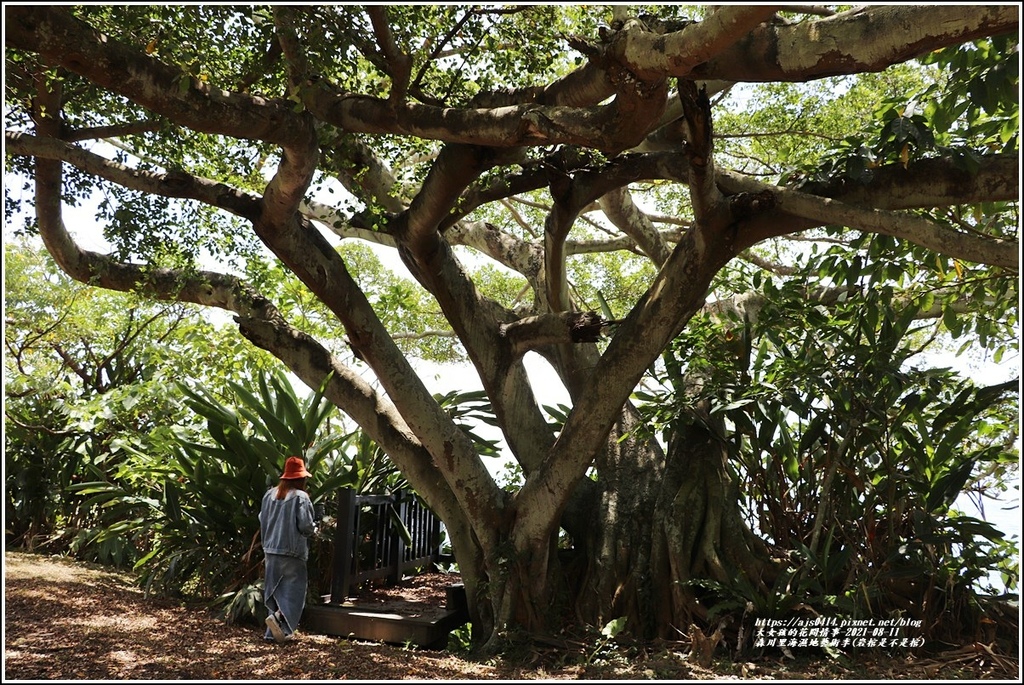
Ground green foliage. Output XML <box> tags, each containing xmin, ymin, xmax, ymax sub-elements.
<box><xmin>64</xmin><ymin>365</ymin><xmax>407</xmax><ymax>626</ymax></box>
<box><xmin>5</xmin><ymin>240</ymin><xmax>490</xmax><ymax>620</ymax></box>
<box><xmin>251</xmin><ymin>242</ymin><xmax>465</xmax><ymax>364</ymax></box>
<box><xmin>447</xmin><ymin>622</ymin><xmax>474</xmax><ymax>654</ymax></box>
<box><xmin>919</xmin><ymin>35</ymin><xmax>1019</xmax><ymax>143</ymax></box>
<box><xmin>584</xmin><ymin>617</ymin><xmax>629</xmax><ymax>665</ymax></box>
<box><xmin>436</xmin><ymin>389</ymin><xmax>503</xmax><ymax>458</ymax></box>
<box><xmin>69</xmin><ymin>366</ymin><xmax>495</xmax><ymax>626</ymax></box>
<box><xmin>718</xmin><ymin>64</ymin><xmax>931</xmax><ymax>179</ymax></box>
<box><xmin>567</xmin><ymin>250</ymin><xmax>657</xmax><ymax>324</ymax></box>
<box><xmin>3</xmin><ymin>239</ymin><xmax>220</xmax><ymax>564</ymax></box>
<box><xmin>789</xmin><ymin>35</ymin><xmax>1018</xmax><ymax>188</ymax></box>
<box><xmin>464</xmin><ymin>261</ymin><xmax>533</xmax><ymax>312</ymax></box>
<box><xmin>638</xmin><ymin>237</ymin><xmax>1018</xmax><ymax>640</ymax></box>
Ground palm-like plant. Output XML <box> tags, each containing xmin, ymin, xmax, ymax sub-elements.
<box><xmin>71</xmin><ymin>369</ymin><xmax>504</xmax><ymax>625</ymax></box>
<box><xmin>72</xmin><ymin>367</ymin><xmax>403</xmax><ymax>622</ymax></box>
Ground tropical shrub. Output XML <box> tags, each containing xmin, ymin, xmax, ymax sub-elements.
<box><xmin>638</xmin><ymin>235</ymin><xmax>1018</xmax><ymax>645</ymax></box>
<box><xmin>69</xmin><ymin>368</ymin><xmax>360</xmax><ymax>619</ymax></box>
<box><xmin>67</xmin><ymin>368</ymin><xmax>497</xmax><ymax>626</ymax></box>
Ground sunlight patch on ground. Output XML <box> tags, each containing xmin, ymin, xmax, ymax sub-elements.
<box><xmin>68</xmin><ymin>613</ymin><xmax>160</xmax><ymax>631</ymax></box>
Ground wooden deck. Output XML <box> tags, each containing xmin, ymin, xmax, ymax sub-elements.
<box><xmin>300</xmin><ymin>583</ymin><xmax>469</xmax><ymax>649</ymax></box>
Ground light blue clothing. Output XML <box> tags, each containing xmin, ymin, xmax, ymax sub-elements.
<box><xmin>260</xmin><ymin>487</ymin><xmax>316</xmax><ymax>638</ymax></box>
<box><xmin>263</xmin><ymin>553</ymin><xmax>308</xmax><ymax>639</ymax></box>
<box><xmin>259</xmin><ymin>488</ymin><xmax>315</xmax><ymax>560</ymax></box>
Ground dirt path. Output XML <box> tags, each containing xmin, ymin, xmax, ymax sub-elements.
<box><xmin>3</xmin><ymin>551</ymin><xmax>508</xmax><ymax>680</ymax></box>
<box><xmin>4</xmin><ymin>551</ymin><xmax>1018</xmax><ymax>680</ymax></box>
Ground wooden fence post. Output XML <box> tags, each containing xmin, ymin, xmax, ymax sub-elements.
<box><xmin>330</xmin><ymin>488</ymin><xmax>356</xmax><ymax>604</ymax></box>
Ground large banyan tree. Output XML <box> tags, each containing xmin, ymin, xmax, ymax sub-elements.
<box><xmin>5</xmin><ymin>4</ymin><xmax>1019</xmax><ymax>651</ymax></box>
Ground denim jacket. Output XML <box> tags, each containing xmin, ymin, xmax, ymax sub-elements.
<box><xmin>259</xmin><ymin>487</ymin><xmax>316</xmax><ymax>561</ymax></box>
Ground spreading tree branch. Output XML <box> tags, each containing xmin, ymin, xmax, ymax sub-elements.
<box><xmin>612</xmin><ymin>5</ymin><xmax>783</xmax><ymax>80</ymax></box>
<box><xmin>367</xmin><ymin>6</ymin><xmax>412</xmax><ymax>108</ymax></box>
<box><xmin>719</xmin><ymin>164</ymin><xmax>1020</xmax><ymax>270</ymax></box>
<box><xmin>6</xmin><ymin>131</ymin><xmax>261</xmax><ymax>219</ymax></box>
<box><xmin>6</xmin><ymin>6</ymin><xmax>313</xmax><ymax>150</ymax></box>
<box><xmin>598</xmin><ymin>187</ymin><xmax>672</xmax><ymax>265</ymax></box>
<box><xmin>689</xmin><ymin>5</ymin><xmax>1020</xmax><ymax>82</ymax></box>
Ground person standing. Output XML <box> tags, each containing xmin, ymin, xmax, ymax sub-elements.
<box><xmin>259</xmin><ymin>456</ymin><xmax>316</xmax><ymax>643</ymax></box>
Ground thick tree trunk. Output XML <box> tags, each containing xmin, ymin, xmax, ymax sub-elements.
<box><xmin>557</xmin><ymin>402</ymin><xmax>773</xmax><ymax>641</ymax></box>
<box><xmin>461</xmin><ymin>528</ymin><xmax>565</xmax><ymax>653</ymax></box>
<box><xmin>467</xmin><ymin>401</ymin><xmax>776</xmax><ymax>650</ymax></box>
<box><xmin>567</xmin><ymin>406</ymin><xmax>665</xmax><ymax>635</ymax></box>
<box><xmin>649</xmin><ymin>408</ymin><xmax>775</xmax><ymax>638</ymax></box>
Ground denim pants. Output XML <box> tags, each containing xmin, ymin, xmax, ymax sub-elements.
<box><xmin>263</xmin><ymin>552</ymin><xmax>308</xmax><ymax>639</ymax></box>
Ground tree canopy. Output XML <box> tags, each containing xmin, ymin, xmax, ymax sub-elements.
<box><xmin>4</xmin><ymin>4</ymin><xmax>1019</xmax><ymax>652</ymax></box>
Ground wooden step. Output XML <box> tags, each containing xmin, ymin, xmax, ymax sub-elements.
<box><xmin>300</xmin><ymin>584</ymin><xmax>469</xmax><ymax>649</ymax></box>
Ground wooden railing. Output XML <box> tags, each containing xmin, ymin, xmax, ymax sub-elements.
<box><xmin>328</xmin><ymin>488</ymin><xmax>444</xmax><ymax>603</ymax></box>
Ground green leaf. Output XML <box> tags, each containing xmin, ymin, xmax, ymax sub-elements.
<box><xmin>229</xmin><ymin>379</ymin><xmax>296</xmax><ymax>450</ymax></box>
<box><xmin>601</xmin><ymin>616</ymin><xmax>627</xmax><ymax>638</ymax></box>
<box><xmin>927</xmin><ymin>459</ymin><xmax>975</xmax><ymax>512</ymax></box>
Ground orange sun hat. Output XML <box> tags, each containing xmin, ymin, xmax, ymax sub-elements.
<box><xmin>280</xmin><ymin>456</ymin><xmax>311</xmax><ymax>480</ymax></box>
